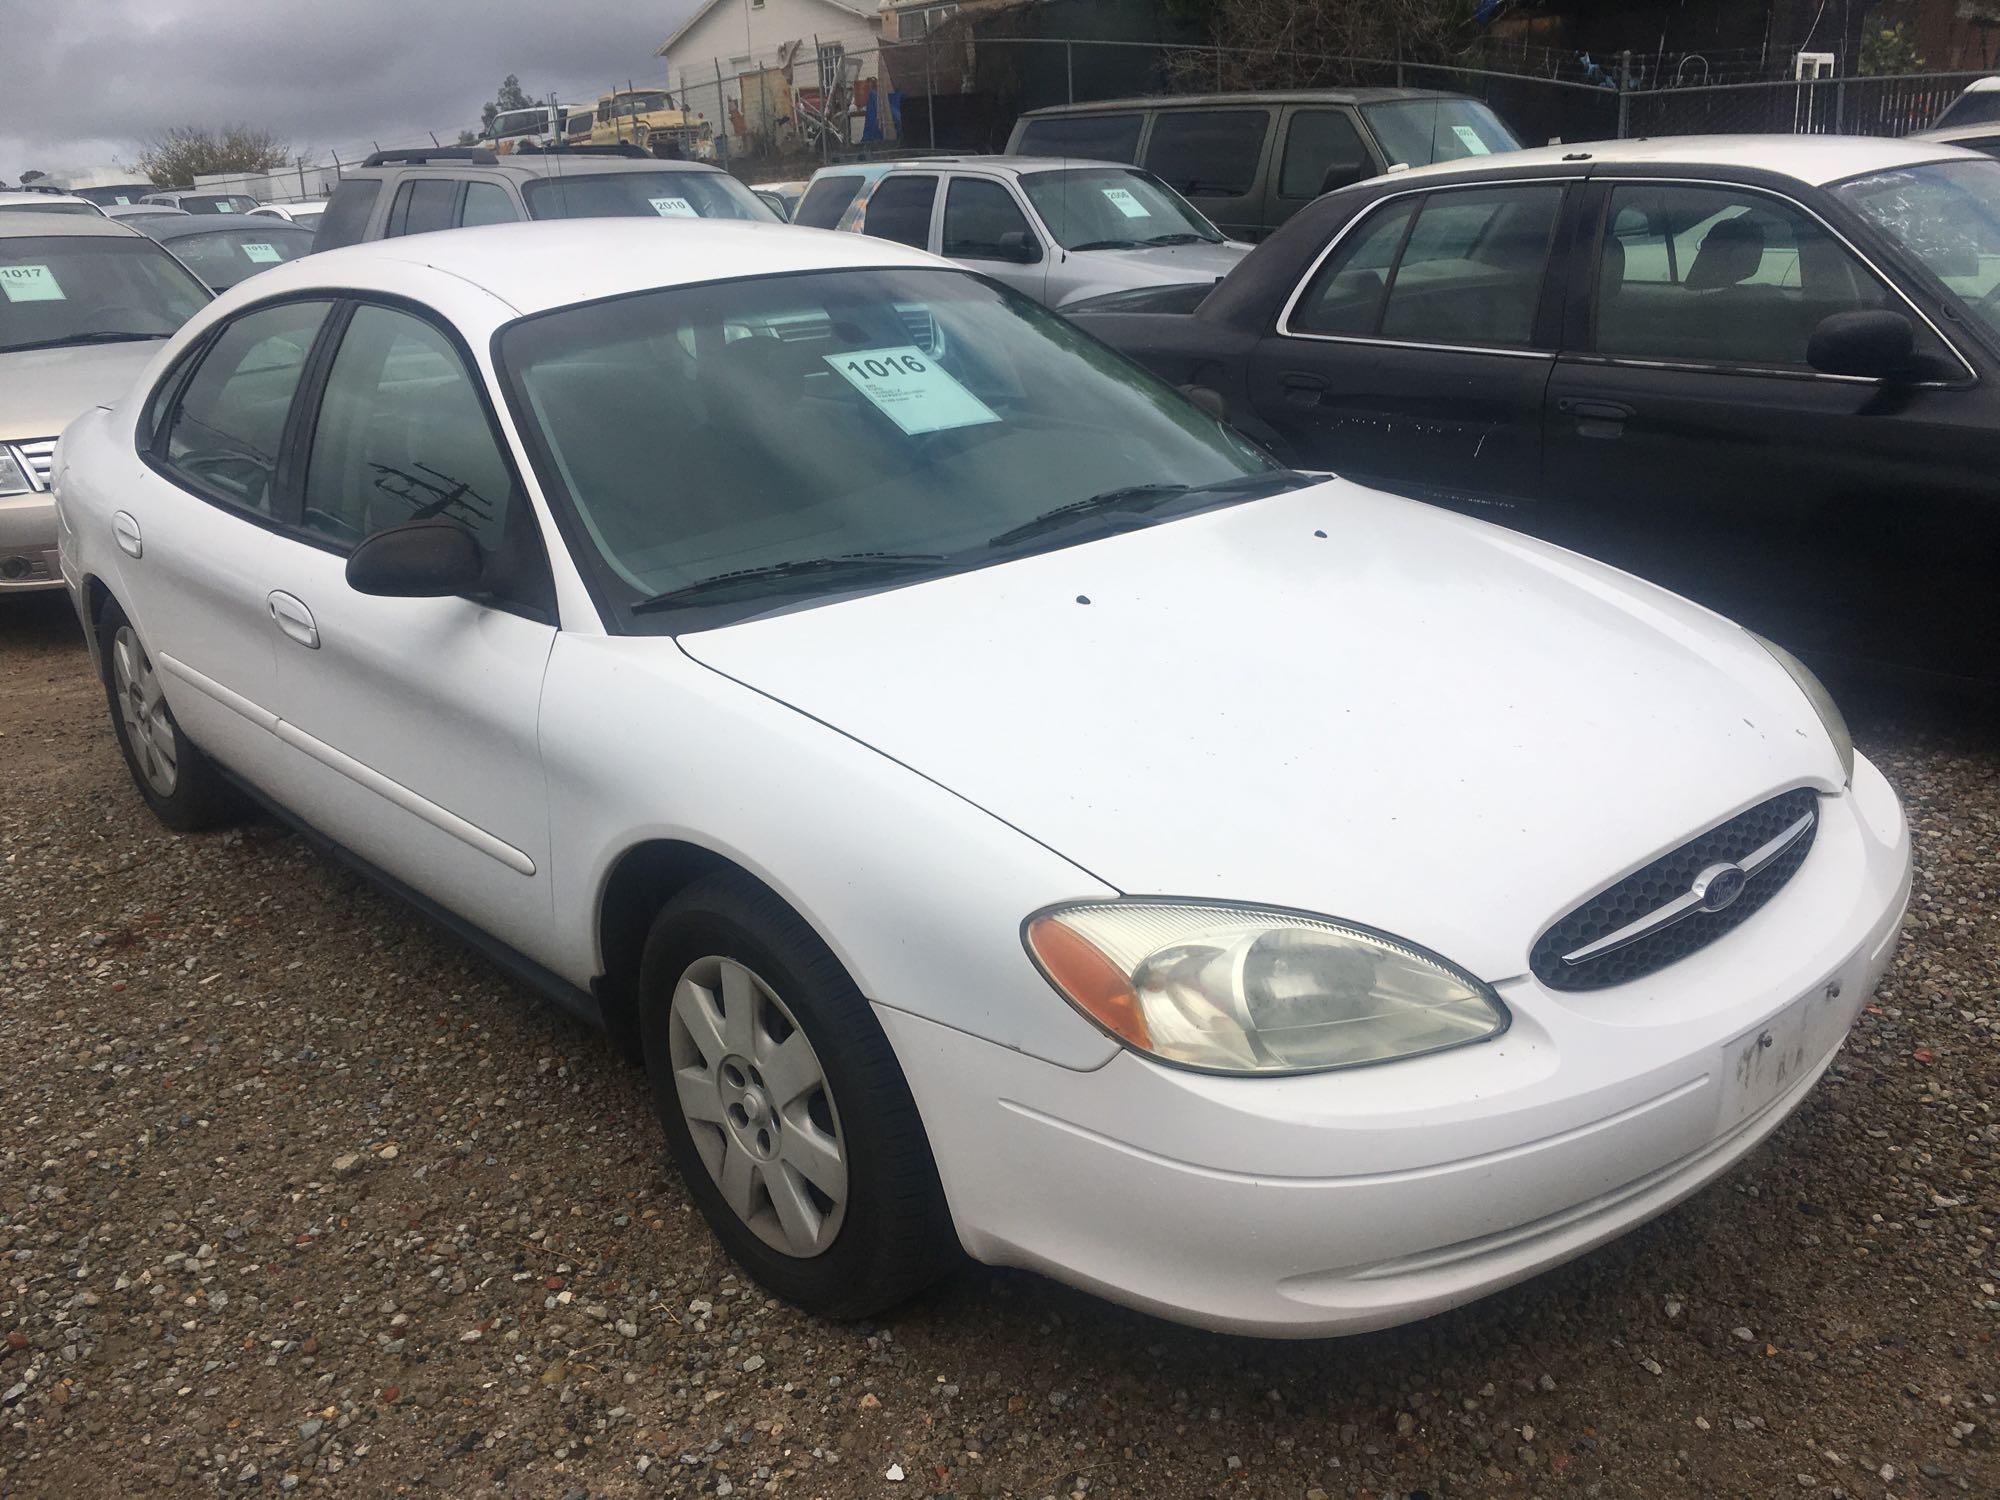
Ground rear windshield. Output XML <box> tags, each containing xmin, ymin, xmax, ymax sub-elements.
<box><xmin>3</xmin><ymin>201</ymin><xmax>102</xmax><ymax>217</ymax></box>
<box><xmin>795</xmin><ymin>174</ymin><xmax>865</xmax><ymax>229</ymax></box>
<box><xmin>179</xmin><ymin>195</ymin><xmax>260</xmax><ymax>215</ymax></box>
<box><xmin>1360</xmin><ymin>99</ymin><xmax>1519</xmax><ymax>168</ymax></box>
<box><xmin>156</xmin><ymin>225</ymin><xmax>317</xmax><ymax>288</ymax></box>
<box><xmin>523</xmin><ymin>171</ymin><xmax>777</xmax><ymax>222</ymax></box>
<box><xmin>1015</xmin><ymin>113</ymin><xmax>1144</xmax><ymax>164</ymax></box>
<box><xmin>0</xmin><ymin>235</ymin><xmax>209</xmax><ymax>354</ymax></box>
<box><xmin>1933</xmin><ymin>85</ymin><xmax>2000</xmax><ymax>129</ymax></box>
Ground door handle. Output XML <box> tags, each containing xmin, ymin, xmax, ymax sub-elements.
<box><xmin>112</xmin><ymin>511</ymin><xmax>142</xmax><ymax>559</ymax></box>
<box><xmin>267</xmin><ymin>591</ymin><xmax>319</xmax><ymax>650</ymax></box>
<box><xmin>1558</xmin><ymin>397</ymin><xmax>1635</xmax><ymax>439</ymax></box>
<box><xmin>1281</xmin><ymin>371</ymin><xmax>1327</xmax><ymax>408</ymax></box>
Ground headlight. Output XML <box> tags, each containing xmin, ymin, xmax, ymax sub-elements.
<box><xmin>1749</xmin><ymin>633</ymin><xmax>1853</xmax><ymax>786</ymax></box>
<box><xmin>0</xmin><ymin>450</ymin><xmax>30</xmax><ymax>498</ymax></box>
<box><xmin>1025</xmin><ymin>902</ymin><xmax>1508</xmax><ymax>1075</ymax></box>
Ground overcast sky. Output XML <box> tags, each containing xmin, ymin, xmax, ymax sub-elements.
<box><xmin>6</xmin><ymin>0</ymin><xmax>702</xmax><ymax>179</ymax></box>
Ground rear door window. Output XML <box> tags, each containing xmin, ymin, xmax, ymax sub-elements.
<box><xmin>1143</xmin><ymin>110</ymin><xmax>1270</xmax><ymax>199</ymax></box>
<box><xmin>862</xmin><ymin>175</ymin><xmax>938</xmax><ymax>248</ymax></box>
<box><xmin>795</xmin><ymin>174</ymin><xmax>864</xmax><ymax>229</ymax></box>
<box><xmin>386</xmin><ymin>178</ymin><xmax>458</xmax><ymax>238</ymax></box>
<box><xmin>1278</xmin><ymin>110</ymin><xmax>1371</xmax><ymax>200</ymax></box>
<box><xmin>1015</xmin><ymin>113</ymin><xmax>1144</xmax><ymax>164</ymax></box>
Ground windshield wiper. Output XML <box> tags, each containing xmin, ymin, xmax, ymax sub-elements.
<box><xmin>986</xmin><ymin>469</ymin><xmax>1316</xmax><ymax>549</ymax></box>
<box><xmin>630</xmin><ymin>552</ymin><xmax>951</xmax><ymax>613</ymax></box>
<box><xmin>1069</xmin><ymin>238</ymin><xmax>1145</xmax><ymax>251</ymax></box>
<box><xmin>1140</xmin><ymin>233</ymin><xmax>1209</xmax><ymax>246</ymax></box>
<box><xmin>2</xmin><ymin>330</ymin><xmax>171</xmax><ymax>353</ymax></box>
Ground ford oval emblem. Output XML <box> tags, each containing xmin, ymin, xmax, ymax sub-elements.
<box><xmin>1693</xmin><ymin>862</ymin><xmax>1749</xmax><ymax>913</ymax></box>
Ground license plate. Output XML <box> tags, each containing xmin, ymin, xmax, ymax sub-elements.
<box><xmin>1717</xmin><ymin>984</ymin><xmax>1851</xmax><ymax>1131</ymax></box>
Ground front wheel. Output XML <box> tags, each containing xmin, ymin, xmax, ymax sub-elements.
<box><xmin>638</xmin><ymin>872</ymin><xmax>956</xmax><ymax>1318</ymax></box>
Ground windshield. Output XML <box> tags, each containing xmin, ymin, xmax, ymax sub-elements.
<box><xmin>73</xmin><ymin>185</ymin><xmax>155</xmax><ymax>206</ymax></box>
<box><xmin>4</xmin><ymin>200</ymin><xmax>102</xmax><ymax>217</ymax></box>
<box><xmin>1836</xmin><ymin>159</ymin><xmax>2000</xmax><ymax>339</ymax></box>
<box><xmin>524</xmin><ymin>170</ymin><xmax>777</xmax><ymax>223</ymax></box>
<box><xmin>607</xmin><ymin>92</ymin><xmax>670</xmax><ymax>116</ymax></box>
<box><xmin>498</xmin><ymin>267</ymin><xmax>1273</xmax><ymax>625</ymax></box>
<box><xmin>156</xmin><ymin>225</ymin><xmax>316</xmax><ymax>288</ymax></box>
<box><xmin>1361</xmin><ymin>99</ymin><xmax>1518</xmax><ymax>168</ymax></box>
<box><xmin>0</xmin><ymin>236</ymin><xmax>209</xmax><ymax>353</ymax></box>
<box><xmin>1019</xmin><ymin>168</ymin><xmax>1223</xmax><ymax>250</ymax></box>
<box><xmin>491</xmin><ymin>109</ymin><xmax>554</xmax><ymax>140</ymax></box>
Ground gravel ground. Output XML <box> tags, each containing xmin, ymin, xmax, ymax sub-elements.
<box><xmin>1</xmin><ymin>589</ymin><xmax>1994</xmax><ymax>1500</ymax></box>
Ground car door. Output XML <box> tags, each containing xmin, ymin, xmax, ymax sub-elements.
<box><xmin>1541</xmin><ymin>175</ymin><xmax>1995</xmax><ymax>673</ymax></box>
<box><xmin>1142</xmin><ymin>107</ymin><xmax>1274</xmax><ymax>241</ymax></box>
<box><xmin>939</xmin><ymin>174</ymin><xmax>1045</xmax><ymax>302</ymax></box>
<box><xmin>1244</xmin><ymin>179</ymin><xmax>1570</xmax><ymax>512</ymax></box>
<box><xmin>859</xmin><ymin>173</ymin><xmax>940</xmax><ymax>249</ymax></box>
<box><xmin>261</xmin><ymin>299</ymin><xmax>560</xmax><ymax>945</ymax></box>
<box><xmin>124</xmin><ymin>298</ymin><xmax>333</xmax><ymax>783</ymax></box>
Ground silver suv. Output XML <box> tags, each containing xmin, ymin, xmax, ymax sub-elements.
<box><xmin>315</xmin><ymin>145</ymin><xmax>779</xmax><ymax>250</ymax></box>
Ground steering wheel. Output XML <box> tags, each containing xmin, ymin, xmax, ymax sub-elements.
<box><xmin>82</xmin><ymin>303</ymin><xmax>164</xmax><ymax>334</ymax></box>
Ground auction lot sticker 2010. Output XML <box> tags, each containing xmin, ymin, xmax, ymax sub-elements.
<box><xmin>0</xmin><ymin>265</ymin><xmax>66</xmax><ymax>302</ymax></box>
<box><xmin>825</xmin><ymin>346</ymin><xmax>999</xmax><ymax>436</ymax></box>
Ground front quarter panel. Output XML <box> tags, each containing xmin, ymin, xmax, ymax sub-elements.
<box><xmin>538</xmin><ymin>634</ymin><xmax>1124</xmax><ymax>1070</ymax></box>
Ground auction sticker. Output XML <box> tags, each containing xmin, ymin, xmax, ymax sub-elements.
<box><xmin>1101</xmin><ymin>186</ymin><xmax>1149</xmax><ymax>218</ymax></box>
<box><xmin>1450</xmin><ymin>123</ymin><xmax>1492</xmax><ymax>155</ymax></box>
<box><xmin>650</xmin><ymin>196</ymin><xmax>698</xmax><ymax>218</ymax></box>
<box><xmin>0</xmin><ymin>265</ymin><xmax>65</xmax><ymax>302</ymax></box>
<box><xmin>824</xmin><ymin>346</ymin><xmax>998</xmax><ymax>436</ymax></box>
<box><xmin>240</xmin><ymin>242</ymin><xmax>283</xmax><ymax>263</ymax></box>
<box><xmin>215</xmin><ymin>202</ymin><xmax>238</xmax><ymax>212</ymax></box>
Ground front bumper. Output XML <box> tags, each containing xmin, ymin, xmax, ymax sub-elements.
<box><xmin>881</xmin><ymin>754</ymin><xmax>1910</xmax><ymax>1337</ymax></box>
<box><xmin>0</xmin><ymin>491</ymin><xmax>60</xmax><ymax>591</ymax></box>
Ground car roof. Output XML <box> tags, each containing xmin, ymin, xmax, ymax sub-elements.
<box><xmin>225</xmin><ymin>219</ymin><xmax>946</xmax><ymax>322</ymax></box>
<box><xmin>347</xmin><ymin>155</ymin><xmax>729</xmax><ymax>181</ymax></box>
<box><xmin>0</xmin><ymin>211</ymin><xmax>140</xmax><ymax>239</ymax></box>
<box><xmin>1909</xmin><ymin>121</ymin><xmax>2000</xmax><ymax>145</ymax></box>
<box><xmin>1383</xmin><ymin>133</ymin><xmax>1986</xmax><ymax>188</ymax></box>
<box><xmin>1020</xmin><ymin>87</ymin><xmax>1472</xmax><ymax>116</ymax></box>
<box><xmin>874</xmin><ymin>156</ymin><xmax>1144</xmax><ymax>177</ymax></box>
<box><xmin>0</xmin><ymin>191</ymin><xmax>94</xmax><ymax>207</ymax></box>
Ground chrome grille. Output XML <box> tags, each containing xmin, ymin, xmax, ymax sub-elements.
<box><xmin>13</xmin><ymin>438</ymin><xmax>55</xmax><ymax>488</ymax></box>
<box><xmin>1530</xmin><ymin>788</ymin><xmax>1820</xmax><ymax>991</ymax></box>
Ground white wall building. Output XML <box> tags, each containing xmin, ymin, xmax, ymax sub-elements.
<box><xmin>657</xmin><ymin>0</ymin><xmax>882</xmax><ymax>99</ymax></box>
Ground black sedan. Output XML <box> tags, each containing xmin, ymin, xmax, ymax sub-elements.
<box><xmin>134</xmin><ymin>216</ymin><xmax>318</xmax><ymax>292</ymax></box>
<box><xmin>1073</xmin><ymin>136</ymin><xmax>2000</xmax><ymax>685</ymax></box>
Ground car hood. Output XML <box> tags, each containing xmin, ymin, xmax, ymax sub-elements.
<box><xmin>0</xmin><ymin>340</ymin><xmax>163</xmax><ymax>443</ymax></box>
<box><xmin>678</xmin><ymin>482</ymin><xmax>1841</xmax><ymax>981</ymax></box>
<box><xmin>1052</xmin><ymin>238</ymin><xmax>1248</xmax><ymax>305</ymax></box>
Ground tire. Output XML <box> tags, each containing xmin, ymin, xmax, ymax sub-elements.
<box><xmin>96</xmin><ymin>597</ymin><xmax>242</xmax><ymax>832</ymax></box>
<box><xmin>638</xmin><ymin>871</ymin><xmax>956</xmax><ymax>1319</ymax></box>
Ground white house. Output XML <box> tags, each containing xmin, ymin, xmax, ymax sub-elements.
<box><xmin>656</xmin><ymin>0</ymin><xmax>883</xmax><ymax>97</ymax></box>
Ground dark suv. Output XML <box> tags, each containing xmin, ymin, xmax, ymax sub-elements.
<box><xmin>315</xmin><ymin>146</ymin><xmax>779</xmax><ymax>250</ymax></box>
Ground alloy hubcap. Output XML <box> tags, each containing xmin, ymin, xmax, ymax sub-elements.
<box><xmin>667</xmin><ymin>956</ymin><xmax>847</xmax><ymax>1257</ymax></box>
<box><xmin>111</xmin><ymin>625</ymin><xmax>177</xmax><ymax>797</ymax></box>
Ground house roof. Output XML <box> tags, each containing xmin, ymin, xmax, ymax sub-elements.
<box><xmin>656</xmin><ymin>0</ymin><xmax>877</xmax><ymax>58</ymax></box>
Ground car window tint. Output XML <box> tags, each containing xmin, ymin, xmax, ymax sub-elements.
<box><xmin>1279</xmin><ymin>111</ymin><xmax>1370</xmax><ymax>199</ymax></box>
<box><xmin>1143</xmin><ymin>110</ymin><xmax>1269</xmax><ymax>198</ymax></box>
<box><xmin>794</xmin><ymin>174</ymin><xmax>863</xmax><ymax>229</ymax></box>
<box><xmin>314</xmin><ymin>180</ymin><xmax>381</xmax><ymax>250</ymax></box>
<box><xmin>163</xmin><ymin>301</ymin><xmax>330</xmax><ymax>515</ymax></box>
<box><xmin>1378</xmin><ymin>185</ymin><xmax>1560</xmax><ymax>346</ymax></box>
<box><xmin>387</xmin><ymin>178</ymin><xmax>457</xmax><ymax>237</ymax></box>
<box><xmin>1595</xmin><ymin>183</ymin><xmax>1897</xmax><ymax>366</ymax></box>
<box><xmin>942</xmin><ymin>178</ymin><xmax>1035</xmax><ymax>260</ymax></box>
<box><xmin>301</xmin><ymin>305</ymin><xmax>513</xmax><ymax>556</ymax></box>
<box><xmin>460</xmin><ymin>181</ymin><xmax>520</xmax><ymax>227</ymax></box>
<box><xmin>1289</xmin><ymin>198</ymin><xmax>1416</xmax><ymax>335</ymax></box>
<box><xmin>862</xmin><ymin>175</ymin><xmax>938</xmax><ymax>247</ymax></box>
<box><xmin>1015</xmin><ymin>113</ymin><xmax>1144</xmax><ymax>164</ymax></box>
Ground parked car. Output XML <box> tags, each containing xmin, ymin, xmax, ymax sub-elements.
<box><xmin>247</xmin><ymin>201</ymin><xmax>329</xmax><ymax>225</ymax></box>
<box><xmin>1072</xmin><ymin>134</ymin><xmax>2000</xmax><ymax>685</ymax></box>
<box><xmin>1927</xmin><ymin>75</ymin><xmax>2000</xmax><ymax>131</ymax></box>
<box><xmin>0</xmin><ymin>192</ymin><xmax>107</xmax><ymax>218</ymax></box>
<box><xmin>104</xmin><ymin>204</ymin><xmax>194</xmax><ymax>223</ymax></box>
<box><xmin>831</xmin><ymin>157</ymin><xmax>1248</xmax><ymax>309</ymax></box>
<box><xmin>752</xmin><ymin>179</ymin><xmax>809</xmax><ymax>221</ymax></box>
<box><xmin>142</xmin><ymin>190</ymin><xmax>263</xmax><ymax>215</ymax></box>
<box><xmin>313</xmin><ymin>145</ymin><xmax>778</xmax><ymax>251</ymax></box>
<box><xmin>56</xmin><ymin>217</ymin><xmax>1907</xmax><ymax>1335</ymax></box>
<box><xmin>795</xmin><ymin>161</ymin><xmax>932</xmax><ymax>230</ymax></box>
<box><xmin>70</xmin><ymin>183</ymin><xmax>161</xmax><ymax>209</ymax></box>
<box><xmin>0</xmin><ymin>213</ymin><xmax>209</xmax><ymax>591</ymax></box>
<box><xmin>133</xmin><ymin>216</ymin><xmax>318</xmax><ymax>291</ymax></box>
<box><xmin>1910</xmin><ymin>119</ymin><xmax>2000</xmax><ymax>158</ymax></box>
<box><xmin>1007</xmin><ymin>88</ymin><xmax>1521</xmax><ymax>240</ymax></box>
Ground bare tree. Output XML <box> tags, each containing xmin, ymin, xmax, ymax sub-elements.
<box><xmin>138</xmin><ymin>124</ymin><xmax>291</xmax><ymax>187</ymax></box>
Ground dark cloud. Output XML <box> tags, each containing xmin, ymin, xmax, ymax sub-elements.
<box><xmin>5</xmin><ymin>0</ymin><xmax>700</xmax><ymax>177</ymax></box>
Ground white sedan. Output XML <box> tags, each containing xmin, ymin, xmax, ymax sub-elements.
<box><xmin>53</xmin><ymin>220</ymin><xmax>1911</xmax><ymax>1336</ymax></box>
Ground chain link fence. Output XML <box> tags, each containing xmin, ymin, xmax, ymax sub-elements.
<box><xmin>181</xmin><ymin>39</ymin><xmax>1991</xmax><ymax>204</ymax></box>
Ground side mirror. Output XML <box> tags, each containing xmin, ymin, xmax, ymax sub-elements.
<box><xmin>345</xmin><ymin>519</ymin><xmax>484</xmax><ymax>598</ymax></box>
<box><xmin>997</xmin><ymin>229</ymin><xmax>1039</xmax><ymax>263</ymax></box>
<box><xmin>1318</xmin><ymin>161</ymin><xmax>1367</xmax><ymax>196</ymax></box>
<box><xmin>1806</xmin><ymin>309</ymin><xmax>1916</xmax><ymax>380</ymax></box>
